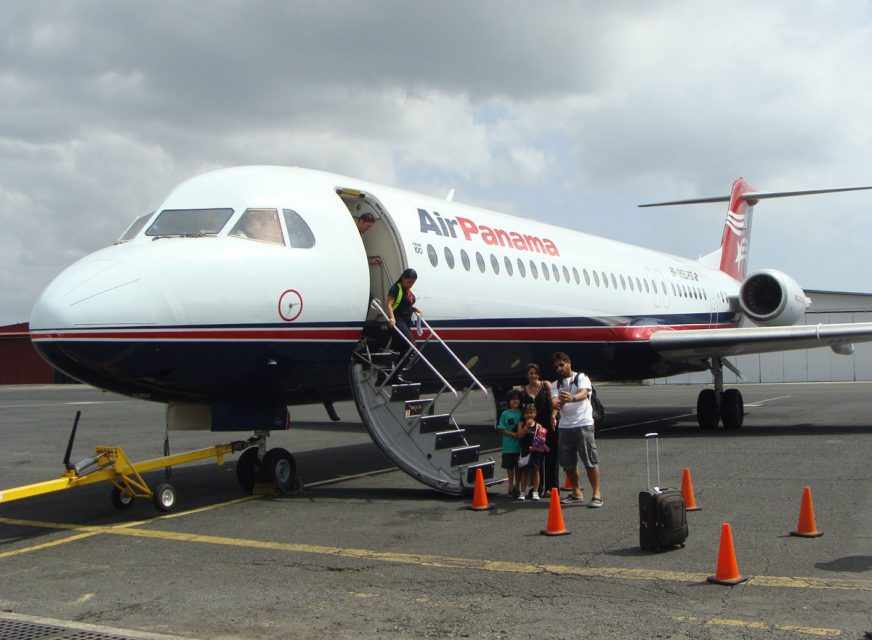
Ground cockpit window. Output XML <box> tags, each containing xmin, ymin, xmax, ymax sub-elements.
<box><xmin>145</xmin><ymin>208</ymin><xmax>233</xmax><ymax>237</ymax></box>
<box><xmin>117</xmin><ymin>213</ymin><xmax>153</xmax><ymax>243</ymax></box>
<box><xmin>282</xmin><ymin>209</ymin><xmax>316</xmax><ymax>248</ymax></box>
<box><xmin>229</xmin><ymin>209</ymin><xmax>284</xmax><ymax>245</ymax></box>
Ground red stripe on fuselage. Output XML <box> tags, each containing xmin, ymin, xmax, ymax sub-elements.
<box><xmin>30</xmin><ymin>323</ymin><xmax>735</xmax><ymax>343</ymax></box>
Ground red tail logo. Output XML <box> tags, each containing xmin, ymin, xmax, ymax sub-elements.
<box><xmin>719</xmin><ymin>178</ymin><xmax>755</xmax><ymax>280</ymax></box>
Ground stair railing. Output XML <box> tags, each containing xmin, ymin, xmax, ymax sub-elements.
<box><xmin>369</xmin><ymin>300</ymin><xmax>457</xmax><ymax>396</ymax></box>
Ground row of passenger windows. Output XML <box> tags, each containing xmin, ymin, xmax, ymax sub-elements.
<box><xmin>118</xmin><ymin>208</ymin><xmax>316</xmax><ymax>249</ymax></box>
<box><xmin>425</xmin><ymin>243</ymin><xmax>728</xmax><ymax>302</ymax></box>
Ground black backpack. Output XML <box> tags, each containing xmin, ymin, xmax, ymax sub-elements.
<box><xmin>559</xmin><ymin>373</ymin><xmax>606</xmax><ymax>426</ymax></box>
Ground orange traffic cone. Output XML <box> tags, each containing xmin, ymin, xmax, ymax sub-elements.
<box><xmin>681</xmin><ymin>468</ymin><xmax>701</xmax><ymax>512</ymax></box>
<box><xmin>707</xmin><ymin>522</ymin><xmax>748</xmax><ymax>585</ymax></box>
<box><xmin>540</xmin><ymin>486</ymin><xmax>571</xmax><ymax>536</ymax></box>
<box><xmin>468</xmin><ymin>468</ymin><xmax>493</xmax><ymax>511</ymax></box>
<box><xmin>790</xmin><ymin>486</ymin><xmax>823</xmax><ymax>538</ymax></box>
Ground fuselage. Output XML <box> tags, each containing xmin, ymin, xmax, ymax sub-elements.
<box><xmin>30</xmin><ymin>166</ymin><xmax>741</xmax><ymax>405</ymax></box>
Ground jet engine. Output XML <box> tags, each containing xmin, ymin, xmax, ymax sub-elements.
<box><xmin>738</xmin><ymin>269</ymin><xmax>811</xmax><ymax>326</ymax></box>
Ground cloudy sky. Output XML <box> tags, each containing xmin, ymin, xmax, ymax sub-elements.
<box><xmin>2</xmin><ymin>1</ymin><xmax>871</xmax><ymax>324</ymax></box>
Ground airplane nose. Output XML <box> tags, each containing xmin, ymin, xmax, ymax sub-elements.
<box><xmin>30</xmin><ymin>246</ymin><xmax>164</xmax><ymax>331</ymax></box>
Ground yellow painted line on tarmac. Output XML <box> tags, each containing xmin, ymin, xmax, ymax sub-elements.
<box><xmin>3</xmin><ymin>514</ymin><xmax>871</xmax><ymax>593</ymax></box>
<box><xmin>0</xmin><ymin>531</ymin><xmax>101</xmax><ymax>559</ymax></box>
<box><xmin>674</xmin><ymin>615</ymin><xmax>841</xmax><ymax>637</ymax></box>
<box><xmin>0</xmin><ymin>495</ymin><xmax>257</xmax><ymax>559</ymax></box>
<box><xmin>155</xmin><ymin>495</ymin><xmax>257</xmax><ymax>519</ymax></box>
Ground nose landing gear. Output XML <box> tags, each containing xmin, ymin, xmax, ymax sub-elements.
<box><xmin>235</xmin><ymin>431</ymin><xmax>301</xmax><ymax>495</ymax></box>
<box><xmin>695</xmin><ymin>357</ymin><xmax>745</xmax><ymax>430</ymax></box>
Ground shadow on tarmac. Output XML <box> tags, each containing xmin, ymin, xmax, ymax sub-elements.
<box><xmin>815</xmin><ymin>555</ymin><xmax>872</xmax><ymax>573</ymax></box>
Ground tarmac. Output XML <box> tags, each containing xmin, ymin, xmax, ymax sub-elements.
<box><xmin>0</xmin><ymin>382</ymin><xmax>870</xmax><ymax>639</ymax></box>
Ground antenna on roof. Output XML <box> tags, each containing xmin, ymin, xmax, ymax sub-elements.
<box><xmin>445</xmin><ymin>188</ymin><xmax>455</xmax><ymax>202</ymax></box>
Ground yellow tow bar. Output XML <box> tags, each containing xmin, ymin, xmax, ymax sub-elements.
<box><xmin>0</xmin><ymin>411</ymin><xmax>247</xmax><ymax>513</ymax></box>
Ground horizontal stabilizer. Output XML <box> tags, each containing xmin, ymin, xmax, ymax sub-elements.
<box><xmin>639</xmin><ymin>185</ymin><xmax>872</xmax><ymax>208</ymax></box>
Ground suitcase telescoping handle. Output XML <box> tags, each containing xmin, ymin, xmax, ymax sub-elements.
<box><xmin>645</xmin><ymin>432</ymin><xmax>661</xmax><ymax>492</ymax></box>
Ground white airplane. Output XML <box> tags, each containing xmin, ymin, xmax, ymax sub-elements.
<box><xmin>28</xmin><ymin>166</ymin><xmax>872</xmax><ymax>495</ymax></box>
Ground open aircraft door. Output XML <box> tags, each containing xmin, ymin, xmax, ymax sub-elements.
<box><xmin>336</xmin><ymin>188</ymin><xmax>407</xmax><ymax>320</ymax></box>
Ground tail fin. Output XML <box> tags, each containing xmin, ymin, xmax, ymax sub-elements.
<box><xmin>718</xmin><ymin>178</ymin><xmax>754</xmax><ymax>280</ymax></box>
<box><xmin>639</xmin><ymin>180</ymin><xmax>872</xmax><ymax>281</ymax></box>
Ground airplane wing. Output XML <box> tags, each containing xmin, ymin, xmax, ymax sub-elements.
<box><xmin>650</xmin><ymin>322</ymin><xmax>872</xmax><ymax>359</ymax></box>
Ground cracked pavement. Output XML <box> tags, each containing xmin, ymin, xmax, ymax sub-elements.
<box><xmin>0</xmin><ymin>383</ymin><xmax>871</xmax><ymax>639</ymax></box>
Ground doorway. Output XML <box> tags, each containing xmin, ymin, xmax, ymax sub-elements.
<box><xmin>336</xmin><ymin>188</ymin><xmax>406</xmax><ymax>320</ymax></box>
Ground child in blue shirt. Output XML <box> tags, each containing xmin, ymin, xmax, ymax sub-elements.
<box><xmin>496</xmin><ymin>389</ymin><xmax>524</xmax><ymax>498</ymax></box>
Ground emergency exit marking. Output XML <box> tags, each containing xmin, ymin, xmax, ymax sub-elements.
<box><xmin>278</xmin><ymin>289</ymin><xmax>303</xmax><ymax>322</ymax></box>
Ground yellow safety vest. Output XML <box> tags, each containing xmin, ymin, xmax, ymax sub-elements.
<box><xmin>391</xmin><ymin>284</ymin><xmax>403</xmax><ymax>311</ymax></box>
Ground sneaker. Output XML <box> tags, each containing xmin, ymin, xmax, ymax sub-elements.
<box><xmin>517</xmin><ymin>494</ymin><xmax>526</xmax><ymax>501</ymax></box>
<box><xmin>588</xmin><ymin>496</ymin><xmax>604</xmax><ymax>508</ymax></box>
<box><xmin>561</xmin><ymin>494</ymin><xmax>584</xmax><ymax>505</ymax></box>
<box><xmin>531</xmin><ymin>491</ymin><xmax>541</xmax><ymax>501</ymax></box>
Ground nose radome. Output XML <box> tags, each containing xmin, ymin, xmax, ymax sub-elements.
<box><xmin>30</xmin><ymin>247</ymin><xmax>162</xmax><ymax>330</ymax></box>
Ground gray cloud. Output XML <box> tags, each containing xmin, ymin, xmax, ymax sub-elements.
<box><xmin>2</xmin><ymin>1</ymin><xmax>871</xmax><ymax>323</ymax></box>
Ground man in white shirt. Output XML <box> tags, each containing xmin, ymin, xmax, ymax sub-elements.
<box><xmin>551</xmin><ymin>352</ymin><xmax>603</xmax><ymax>507</ymax></box>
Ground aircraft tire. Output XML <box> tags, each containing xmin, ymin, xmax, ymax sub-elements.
<box><xmin>696</xmin><ymin>389</ymin><xmax>720</xmax><ymax>430</ymax></box>
<box><xmin>264</xmin><ymin>447</ymin><xmax>298</xmax><ymax>496</ymax></box>
<box><xmin>236</xmin><ymin>447</ymin><xmax>261</xmax><ymax>494</ymax></box>
<box><xmin>721</xmin><ymin>389</ymin><xmax>744</xmax><ymax>430</ymax></box>
<box><xmin>110</xmin><ymin>485</ymin><xmax>135</xmax><ymax>510</ymax></box>
<box><xmin>152</xmin><ymin>482</ymin><xmax>177</xmax><ymax>513</ymax></box>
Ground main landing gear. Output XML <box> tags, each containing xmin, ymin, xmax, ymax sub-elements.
<box><xmin>696</xmin><ymin>358</ymin><xmax>744</xmax><ymax>431</ymax></box>
<box><xmin>235</xmin><ymin>431</ymin><xmax>301</xmax><ymax>495</ymax></box>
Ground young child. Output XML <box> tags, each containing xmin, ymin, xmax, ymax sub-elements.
<box><xmin>496</xmin><ymin>390</ymin><xmax>523</xmax><ymax>498</ymax></box>
<box><xmin>519</xmin><ymin>403</ymin><xmax>549</xmax><ymax>501</ymax></box>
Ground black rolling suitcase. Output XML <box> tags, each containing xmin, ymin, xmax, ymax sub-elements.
<box><xmin>639</xmin><ymin>432</ymin><xmax>688</xmax><ymax>552</ymax></box>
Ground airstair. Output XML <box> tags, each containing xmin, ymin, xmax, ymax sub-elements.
<box><xmin>350</xmin><ymin>300</ymin><xmax>495</xmax><ymax>495</ymax></box>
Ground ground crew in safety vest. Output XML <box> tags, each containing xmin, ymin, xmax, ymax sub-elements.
<box><xmin>386</xmin><ymin>268</ymin><xmax>421</xmax><ymax>339</ymax></box>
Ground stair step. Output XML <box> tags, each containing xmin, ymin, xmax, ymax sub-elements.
<box><xmin>419</xmin><ymin>413</ymin><xmax>451</xmax><ymax>433</ymax></box>
<box><xmin>403</xmin><ymin>398</ymin><xmax>433</xmax><ymax>419</ymax></box>
<box><xmin>465</xmin><ymin>460</ymin><xmax>496</xmax><ymax>485</ymax></box>
<box><xmin>450</xmin><ymin>444</ymin><xmax>480</xmax><ymax>467</ymax></box>
<box><xmin>434</xmin><ymin>429</ymin><xmax>466</xmax><ymax>450</ymax></box>
<box><xmin>368</xmin><ymin>351</ymin><xmax>398</xmax><ymax>365</ymax></box>
<box><xmin>390</xmin><ymin>383</ymin><xmax>421</xmax><ymax>402</ymax></box>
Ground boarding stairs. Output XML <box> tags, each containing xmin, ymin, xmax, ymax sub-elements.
<box><xmin>350</xmin><ymin>300</ymin><xmax>495</xmax><ymax>495</ymax></box>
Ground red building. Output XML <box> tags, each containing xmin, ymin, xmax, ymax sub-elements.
<box><xmin>0</xmin><ymin>322</ymin><xmax>58</xmax><ymax>384</ymax></box>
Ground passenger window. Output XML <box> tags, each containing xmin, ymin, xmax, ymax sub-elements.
<box><xmin>610</xmin><ymin>273</ymin><xmax>618</xmax><ymax>289</ymax></box>
<box><xmin>552</xmin><ymin>264</ymin><xmax>560</xmax><ymax>282</ymax></box>
<box><xmin>541</xmin><ymin>261</ymin><xmax>550</xmax><ymax>281</ymax></box>
<box><xmin>593</xmin><ymin>271</ymin><xmax>600</xmax><ymax>287</ymax></box>
<box><xmin>230</xmin><ymin>209</ymin><xmax>284</xmax><ymax>245</ymax></box>
<box><xmin>661</xmin><ymin>281</ymin><xmax>667</xmax><ymax>295</ymax></box>
<box><xmin>530</xmin><ymin>260</ymin><xmax>539</xmax><ymax>279</ymax></box>
<box><xmin>517</xmin><ymin>258</ymin><xmax>526</xmax><ymax>278</ymax></box>
<box><xmin>572</xmin><ymin>267</ymin><xmax>580</xmax><ymax>285</ymax></box>
<box><xmin>601</xmin><ymin>271</ymin><xmax>608</xmax><ymax>288</ymax></box>
<box><xmin>118</xmin><ymin>213</ymin><xmax>152</xmax><ymax>242</ymax></box>
<box><xmin>671</xmin><ymin>283</ymin><xmax>677</xmax><ymax>296</ymax></box>
<box><xmin>628</xmin><ymin>276</ymin><xmax>634</xmax><ymax>291</ymax></box>
<box><xmin>490</xmin><ymin>254</ymin><xmax>500</xmax><ymax>275</ymax></box>
<box><xmin>444</xmin><ymin>247</ymin><xmax>455</xmax><ymax>269</ymax></box>
<box><xmin>504</xmin><ymin>256</ymin><xmax>514</xmax><ymax>276</ymax></box>
<box><xmin>476</xmin><ymin>252</ymin><xmax>486</xmax><ymax>273</ymax></box>
<box><xmin>562</xmin><ymin>265</ymin><xmax>570</xmax><ymax>283</ymax></box>
<box><xmin>427</xmin><ymin>244</ymin><xmax>438</xmax><ymax>267</ymax></box>
<box><xmin>461</xmin><ymin>249</ymin><xmax>471</xmax><ymax>271</ymax></box>
<box><xmin>282</xmin><ymin>209</ymin><xmax>315</xmax><ymax>248</ymax></box>
<box><xmin>643</xmin><ymin>279</ymin><xmax>650</xmax><ymax>293</ymax></box>
<box><xmin>636</xmin><ymin>277</ymin><xmax>642</xmax><ymax>292</ymax></box>
<box><xmin>583</xmin><ymin>269</ymin><xmax>591</xmax><ymax>286</ymax></box>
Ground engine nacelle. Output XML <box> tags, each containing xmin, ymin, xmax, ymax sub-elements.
<box><xmin>738</xmin><ymin>269</ymin><xmax>810</xmax><ymax>326</ymax></box>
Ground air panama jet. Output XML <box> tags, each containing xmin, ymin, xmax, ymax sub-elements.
<box><xmin>28</xmin><ymin>166</ymin><xmax>872</xmax><ymax>495</ymax></box>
